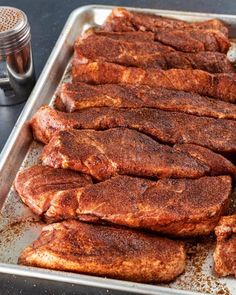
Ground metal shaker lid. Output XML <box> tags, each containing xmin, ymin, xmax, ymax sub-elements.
<box><xmin>0</xmin><ymin>7</ymin><xmax>31</xmax><ymax>56</ymax></box>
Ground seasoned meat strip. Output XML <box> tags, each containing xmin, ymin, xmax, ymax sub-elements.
<box><xmin>74</xmin><ymin>34</ymin><xmax>233</xmax><ymax>72</ymax></box>
<box><xmin>19</xmin><ymin>220</ymin><xmax>186</xmax><ymax>282</ymax></box>
<box><xmin>14</xmin><ymin>165</ymin><xmax>92</xmax><ymax>215</ymax></box>
<box><xmin>31</xmin><ymin>106</ymin><xmax>236</xmax><ymax>153</ymax></box>
<box><xmin>102</xmin><ymin>8</ymin><xmax>230</xmax><ymax>53</ymax></box>
<box><xmin>85</xmin><ymin>29</ymin><xmax>155</xmax><ymax>42</ymax></box>
<box><xmin>102</xmin><ymin>8</ymin><xmax>228</xmax><ymax>36</ymax></box>
<box><xmin>56</xmin><ymin>82</ymin><xmax>236</xmax><ymax>120</ymax></box>
<box><xmin>72</xmin><ymin>62</ymin><xmax>236</xmax><ymax>103</ymax></box>
<box><xmin>214</xmin><ymin>215</ymin><xmax>236</xmax><ymax>277</ymax></box>
<box><xmin>41</xmin><ymin>128</ymin><xmax>209</xmax><ymax>180</ymax></box>
<box><xmin>74</xmin><ymin>34</ymin><xmax>234</xmax><ymax>72</ymax></box>
<box><xmin>152</xmin><ymin>28</ymin><xmax>230</xmax><ymax>53</ymax></box>
<box><xmin>174</xmin><ymin>144</ymin><xmax>236</xmax><ymax>177</ymax></box>
<box><xmin>16</xmin><ymin>172</ymin><xmax>232</xmax><ymax>236</ymax></box>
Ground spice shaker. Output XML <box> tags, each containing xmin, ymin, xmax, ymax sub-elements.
<box><xmin>0</xmin><ymin>7</ymin><xmax>35</xmax><ymax>105</ymax></box>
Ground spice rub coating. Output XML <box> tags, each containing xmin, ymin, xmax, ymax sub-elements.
<box><xmin>31</xmin><ymin>106</ymin><xmax>236</xmax><ymax>153</ymax></box>
<box><xmin>16</xmin><ymin>173</ymin><xmax>232</xmax><ymax>236</ymax></box>
<box><xmin>174</xmin><ymin>143</ymin><xmax>236</xmax><ymax>177</ymax></box>
<box><xmin>56</xmin><ymin>82</ymin><xmax>236</xmax><ymax>120</ymax></box>
<box><xmin>72</xmin><ymin>62</ymin><xmax>236</xmax><ymax>103</ymax></box>
<box><xmin>41</xmin><ymin>128</ymin><xmax>209</xmax><ymax>180</ymax></box>
<box><xmin>102</xmin><ymin>8</ymin><xmax>229</xmax><ymax>36</ymax></box>
<box><xmin>19</xmin><ymin>220</ymin><xmax>186</xmax><ymax>282</ymax></box>
<box><xmin>14</xmin><ymin>165</ymin><xmax>92</xmax><ymax>215</ymax></box>
<box><xmin>74</xmin><ymin>34</ymin><xmax>234</xmax><ymax>72</ymax></box>
<box><xmin>102</xmin><ymin>8</ymin><xmax>230</xmax><ymax>53</ymax></box>
<box><xmin>214</xmin><ymin>215</ymin><xmax>236</xmax><ymax>277</ymax></box>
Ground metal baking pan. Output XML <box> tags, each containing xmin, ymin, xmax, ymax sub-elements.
<box><xmin>0</xmin><ymin>5</ymin><xmax>236</xmax><ymax>295</ymax></box>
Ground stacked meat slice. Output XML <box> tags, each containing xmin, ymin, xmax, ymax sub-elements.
<box><xmin>16</xmin><ymin>8</ymin><xmax>236</xmax><ymax>283</ymax></box>
<box><xmin>74</xmin><ymin>33</ymin><xmax>234</xmax><ymax>72</ymax></box>
<box><xmin>102</xmin><ymin>8</ymin><xmax>230</xmax><ymax>51</ymax></box>
<box><xmin>72</xmin><ymin>61</ymin><xmax>236</xmax><ymax>103</ymax></box>
<box><xmin>31</xmin><ymin>105</ymin><xmax>236</xmax><ymax>153</ymax></box>
<box><xmin>15</xmin><ymin>168</ymin><xmax>231</xmax><ymax>236</ymax></box>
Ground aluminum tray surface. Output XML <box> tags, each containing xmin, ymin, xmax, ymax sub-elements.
<box><xmin>0</xmin><ymin>5</ymin><xmax>236</xmax><ymax>295</ymax></box>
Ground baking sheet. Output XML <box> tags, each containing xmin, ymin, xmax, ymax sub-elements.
<box><xmin>0</xmin><ymin>5</ymin><xmax>236</xmax><ymax>295</ymax></box>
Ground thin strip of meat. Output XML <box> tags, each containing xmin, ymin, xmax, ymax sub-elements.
<box><xmin>41</xmin><ymin>128</ymin><xmax>209</xmax><ymax>180</ymax></box>
<box><xmin>214</xmin><ymin>215</ymin><xmax>236</xmax><ymax>277</ymax></box>
<box><xmin>15</xmin><ymin>170</ymin><xmax>232</xmax><ymax>236</ymax></box>
<box><xmin>102</xmin><ymin>8</ymin><xmax>230</xmax><ymax>53</ymax></box>
<box><xmin>56</xmin><ymin>82</ymin><xmax>236</xmax><ymax>120</ymax></box>
<box><xmin>74</xmin><ymin>34</ymin><xmax>234</xmax><ymax>72</ymax></box>
<box><xmin>18</xmin><ymin>220</ymin><xmax>186</xmax><ymax>282</ymax></box>
<box><xmin>152</xmin><ymin>28</ymin><xmax>230</xmax><ymax>53</ymax></box>
<box><xmin>174</xmin><ymin>144</ymin><xmax>236</xmax><ymax>177</ymax></box>
<box><xmin>102</xmin><ymin>8</ymin><xmax>228</xmax><ymax>35</ymax></box>
<box><xmin>30</xmin><ymin>106</ymin><xmax>236</xmax><ymax>153</ymax></box>
<box><xmin>84</xmin><ymin>28</ymin><xmax>155</xmax><ymax>42</ymax></box>
<box><xmin>14</xmin><ymin>165</ymin><xmax>92</xmax><ymax>216</ymax></box>
<box><xmin>43</xmin><ymin>176</ymin><xmax>232</xmax><ymax>236</ymax></box>
<box><xmin>72</xmin><ymin>61</ymin><xmax>236</xmax><ymax>103</ymax></box>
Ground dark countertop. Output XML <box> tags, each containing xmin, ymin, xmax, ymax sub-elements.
<box><xmin>0</xmin><ymin>0</ymin><xmax>236</xmax><ymax>294</ymax></box>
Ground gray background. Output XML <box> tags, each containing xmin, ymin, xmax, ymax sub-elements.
<box><xmin>0</xmin><ymin>0</ymin><xmax>235</xmax><ymax>294</ymax></box>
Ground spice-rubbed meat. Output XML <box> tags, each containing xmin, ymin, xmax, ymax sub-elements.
<box><xmin>72</xmin><ymin>62</ymin><xmax>236</xmax><ymax>103</ymax></box>
<box><xmin>18</xmin><ymin>220</ymin><xmax>186</xmax><ymax>282</ymax></box>
<box><xmin>84</xmin><ymin>28</ymin><xmax>156</xmax><ymax>42</ymax></box>
<box><xmin>16</xmin><ymin>172</ymin><xmax>232</xmax><ymax>236</ymax></box>
<box><xmin>214</xmin><ymin>215</ymin><xmax>236</xmax><ymax>277</ymax></box>
<box><xmin>74</xmin><ymin>34</ymin><xmax>234</xmax><ymax>73</ymax></box>
<box><xmin>14</xmin><ymin>165</ymin><xmax>92</xmax><ymax>216</ymax></box>
<box><xmin>152</xmin><ymin>28</ymin><xmax>230</xmax><ymax>53</ymax></box>
<box><xmin>41</xmin><ymin>128</ymin><xmax>209</xmax><ymax>180</ymax></box>
<box><xmin>174</xmin><ymin>144</ymin><xmax>236</xmax><ymax>177</ymax></box>
<box><xmin>31</xmin><ymin>106</ymin><xmax>236</xmax><ymax>153</ymax></box>
<box><xmin>102</xmin><ymin>8</ymin><xmax>228</xmax><ymax>36</ymax></box>
<box><xmin>102</xmin><ymin>8</ymin><xmax>230</xmax><ymax>53</ymax></box>
<box><xmin>56</xmin><ymin>82</ymin><xmax>236</xmax><ymax>120</ymax></box>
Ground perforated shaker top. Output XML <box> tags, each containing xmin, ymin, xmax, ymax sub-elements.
<box><xmin>0</xmin><ymin>7</ymin><xmax>30</xmax><ymax>55</ymax></box>
<box><xmin>0</xmin><ymin>7</ymin><xmax>26</xmax><ymax>34</ymax></box>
